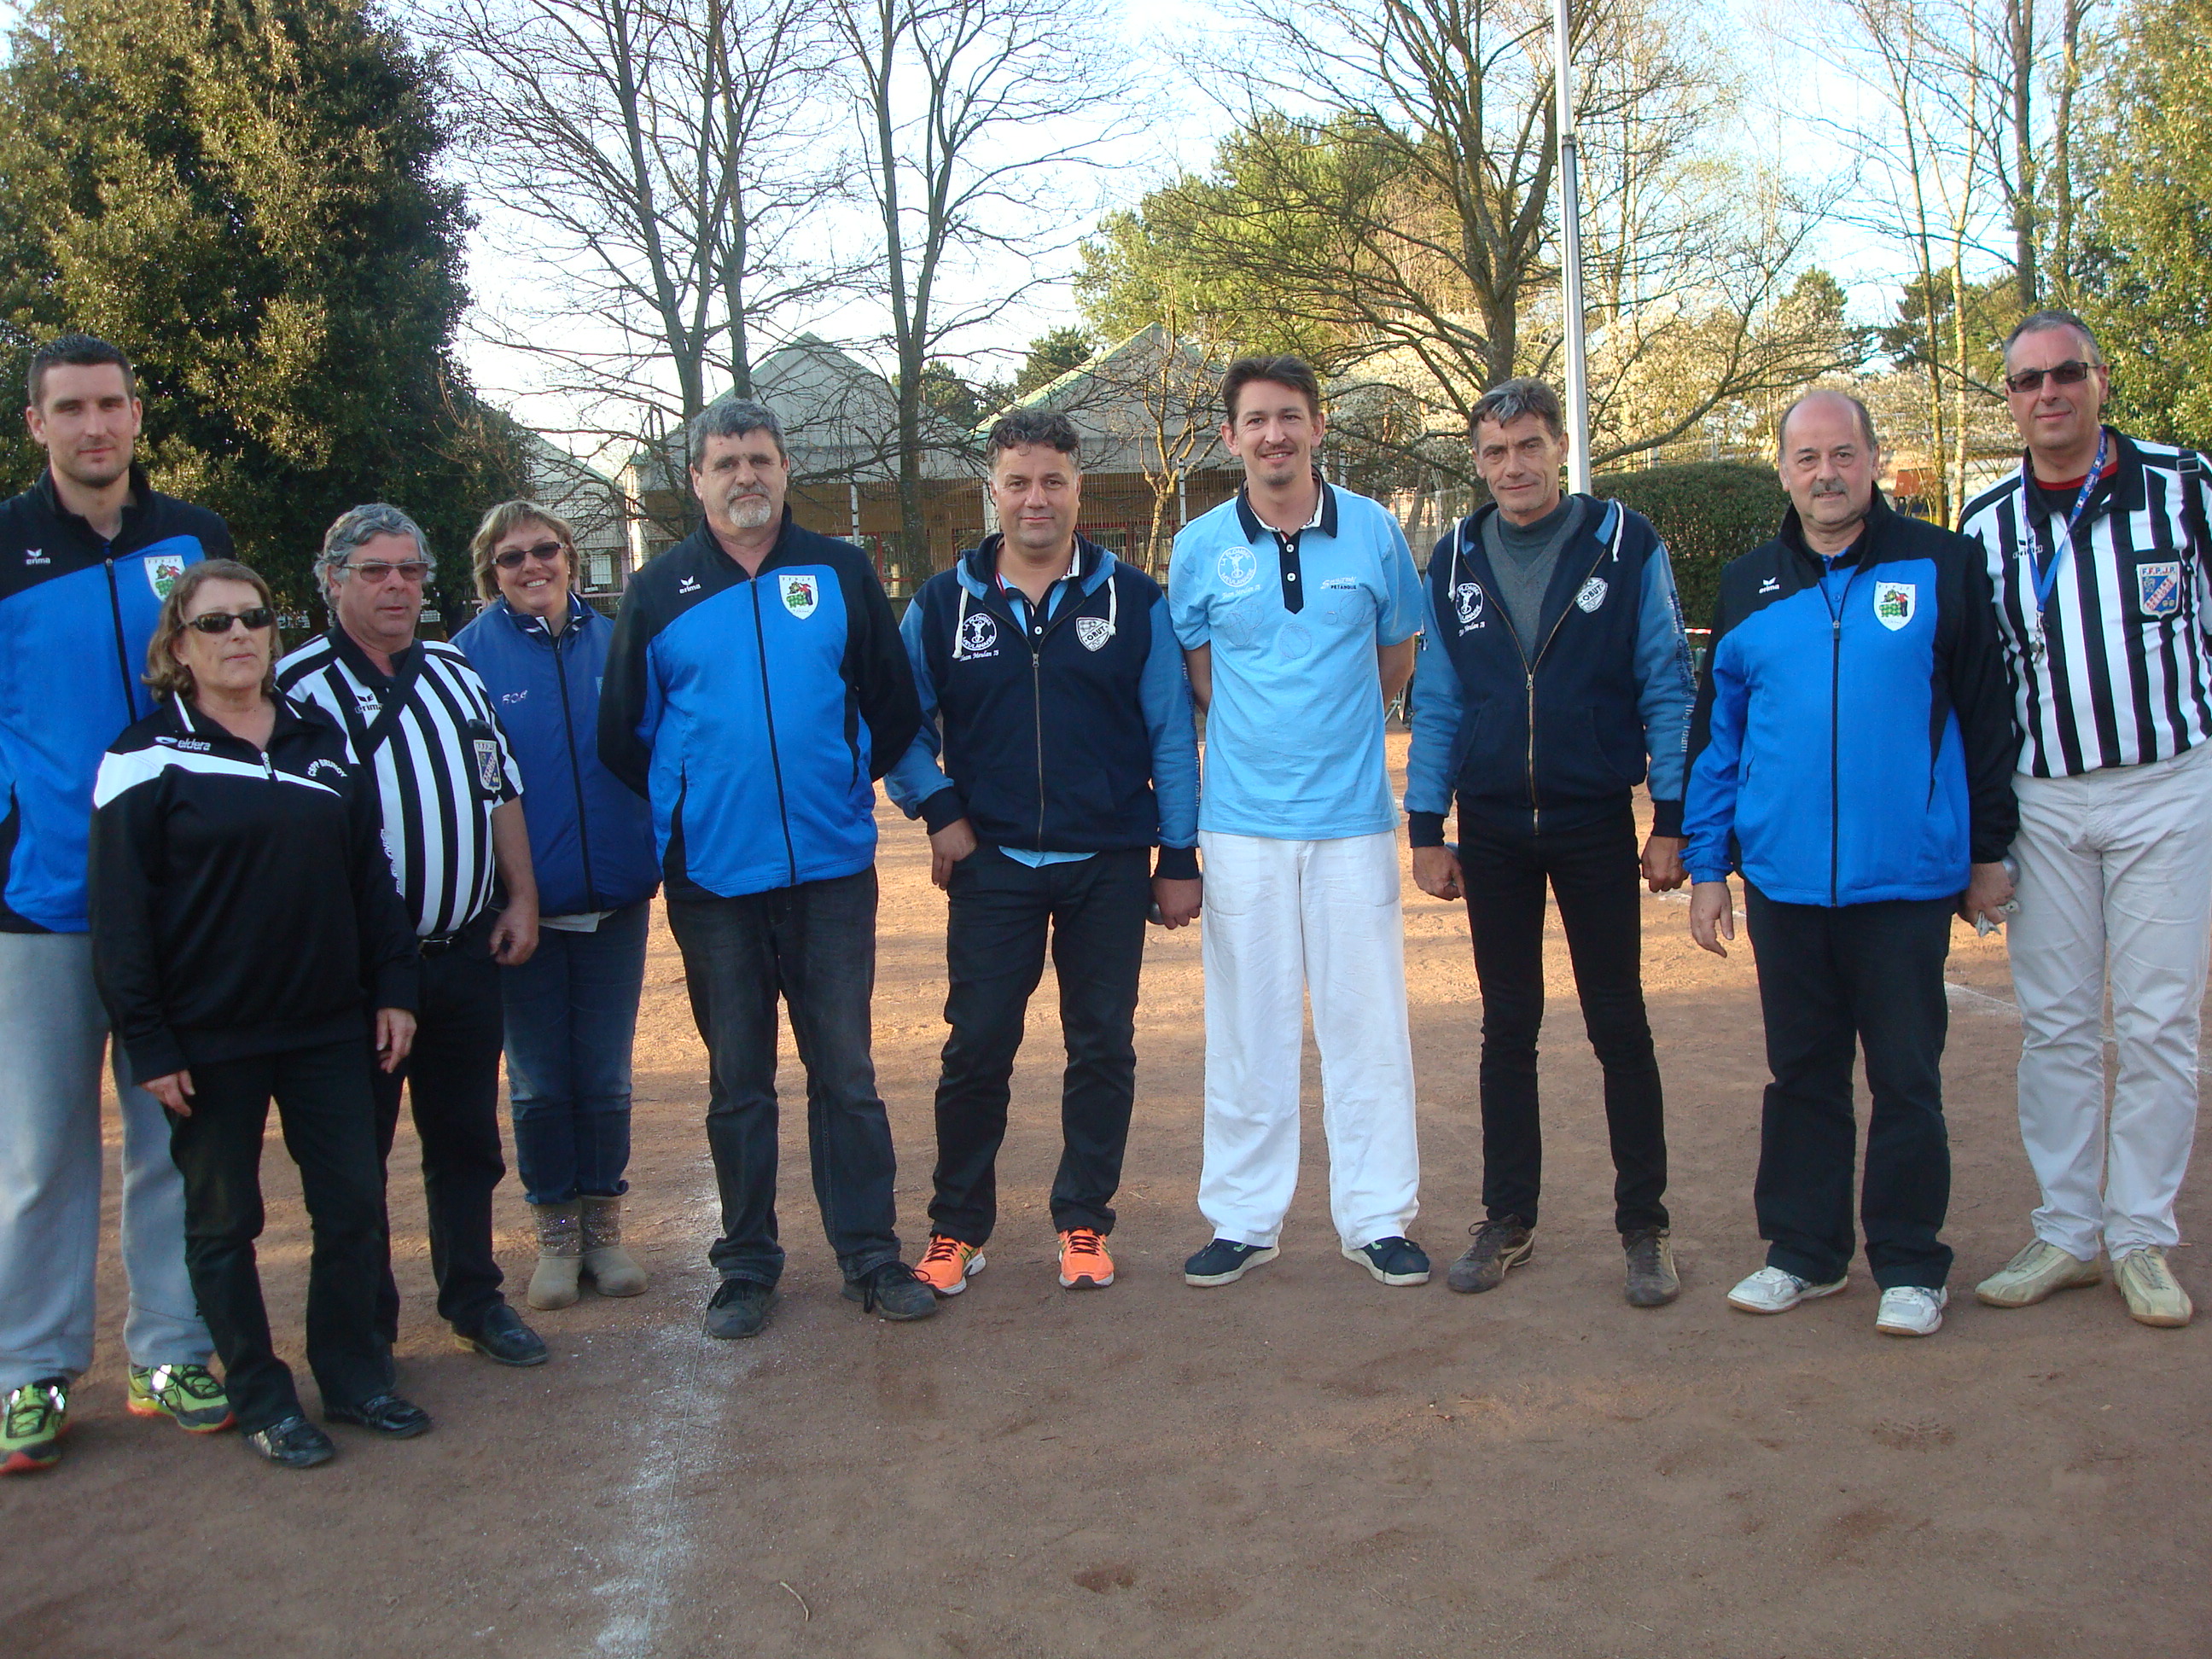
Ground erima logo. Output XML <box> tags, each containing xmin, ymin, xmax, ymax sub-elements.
<box><xmin>22</xmin><ymin>548</ymin><xmax>46</xmax><ymax>565</ymax></box>
<box><xmin>155</xmin><ymin>736</ymin><xmax>212</xmax><ymax>753</ymax></box>
<box><xmin>678</xmin><ymin>575</ymin><xmax>701</xmax><ymax>593</ymax></box>
<box><xmin>1758</xmin><ymin>577</ymin><xmax>1780</xmax><ymax>594</ymax></box>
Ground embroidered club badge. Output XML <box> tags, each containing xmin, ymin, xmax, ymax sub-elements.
<box><xmin>958</xmin><ymin>612</ymin><xmax>998</xmax><ymax>658</ymax></box>
<box><xmin>474</xmin><ymin>738</ymin><xmax>503</xmax><ymax>794</ymax></box>
<box><xmin>1075</xmin><ymin>616</ymin><xmax>1114</xmax><ymax>651</ymax></box>
<box><xmin>1575</xmin><ymin>577</ymin><xmax>1608</xmax><ymax>613</ymax></box>
<box><xmin>1453</xmin><ymin>580</ymin><xmax>1486</xmax><ymax>632</ymax></box>
<box><xmin>2138</xmin><ymin>561</ymin><xmax>2182</xmax><ymax>618</ymax></box>
<box><xmin>778</xmin><ymin>573</ymin><xmax>818</xmax><ymax>619</ymax></box>
<box><xmin>1873</xmin><ymin>580</ymin><xmax>1917</xmax><ymax>631</ymax></box>
<box><xmin>145</xmin><ymin>554</ymin><xmax>185</xmax><ymax>600</ymax></box>
<box><xmin>1218</xmin><ymin>546</ymin><xmax>1258</xmax><ymax>589</ymax></box>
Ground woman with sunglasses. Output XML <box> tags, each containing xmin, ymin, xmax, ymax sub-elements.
<box><xmin>88</xmin><ymin>559</ymin><xmax>424</xmax><ymax>1469</ymax></box>
<box><xmin>452</xmin><ymin>504</ymin><xmax>660</xmax><ymax>1310</ymax></box>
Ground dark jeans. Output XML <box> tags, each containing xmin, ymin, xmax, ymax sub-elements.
<box><xmin>1743</xmin><ymin>886</ymin><xmax>1955</xmax><ymax>1290</ymax></box>
<box><xmin>502</xmin><ymin>901</ymin><xmax>649</xmax><ymax>1204</ymax></box>
<box><xmin>666</xmin><ymin>869</ymin><xmax>899</xmax><ymax>1287</ymax></box>
<box><xmin>1460</xmin><ymin>800</ymin><xmax>1668</xmax><ymax>1232</ymax></box>
<box><xmin>165</xmin><ymin>1039</ymin><xmax>387</xmax><ymax>1434</ymax></box>
<box><xmin>931</xmin><ymin>846</ymin><xmax>1150</xmax><ymax>1245</ymax></box>
<box><xmin>370</xmin><ymin>914</ymin><xmax>509</xmax><ymax>1342</ymax></box>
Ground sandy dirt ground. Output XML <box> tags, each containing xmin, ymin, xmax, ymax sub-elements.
<box><xmin>16</xmin><ymin>733</ymin><xmax>2212</xmax><ymax>1658</ymax></box>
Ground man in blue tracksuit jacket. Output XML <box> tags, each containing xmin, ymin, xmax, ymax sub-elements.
<box><xmin>0</xmin><ymin>335</ymin><xmax>228</xmax><ymax>1472</ymax></box>
<box><xmin>1685</xmin><ymin>390</ymin><xmax>2017</xmax><ymax>1339</ymax></box>
<box><xmin>1404</xmin><ymin>377</ymin><xmax>1696</xmax><ymax>1310</ymax></box>
<box><xmin>885</xmin><ymin>409</ymin><xmax>1199</xmax><ymax>1300</ymax></box>
<box><xmin>599</xmin><ymin>398</ymin><xmax>930</xmax><ymax>1337</ymax></box>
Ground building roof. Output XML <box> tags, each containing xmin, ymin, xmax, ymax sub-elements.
<box><xmin>992</xmin><ymin>324</ymin><xmax>1232</xmax><ymax>476</ymax></box>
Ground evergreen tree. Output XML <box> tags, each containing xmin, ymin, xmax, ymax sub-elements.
<box><xmin>0</xmin><ymin>0</ymin><xmax>524</xmax><ymax>614</ymax></box>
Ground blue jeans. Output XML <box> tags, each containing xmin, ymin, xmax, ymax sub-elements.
<box><xmin>501</xmin><ymin>901</ymin><xmax>649</xmax><ymax>1206</ymax></box>
<box><xmin>665</xmin><ymin>870</ymin><xmax>901</xmax><ymax>1286</ymax></box>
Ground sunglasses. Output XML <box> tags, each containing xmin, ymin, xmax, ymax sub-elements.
<box><xmin>492</xmin><ymin>539</ymin><xmax>569</xmax><ymax>570</ymax></box>
<box><xmin>341</xmin><ymin>560</ymin><xmax>432</xmax><ymax>584</ymax></box>
<box><xmin>2004</xmin><ymin>360</ymin><xmax>2095</xmax><ymax>395</ymax></box>
<box><xmin>183</xmin><ymin>607</ymin><xmax>275</xmax><ymax>635</ymax></box>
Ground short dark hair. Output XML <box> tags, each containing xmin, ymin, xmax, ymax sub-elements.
<box><xmin>1776</xmin><ymin>389</ymin><xmax>1879</xmax><ymax>459</ymax></box>
<box><xmin>688</xmin><ymin>397</ymin><xmax>786</xmax><ymax>465</ymax></box>
<box><xmin>2004</xmin><ymin>308</ymin><xmax>2104</xmax><ymax>366</ymax></box>
<box><xmin>1470</xmin><ymin>377</ymin><xmax>1565</xmax><ymax>441</ymax></box>
<box><xmin>28</xmin><ymin>334</ymin><xmax>137</xmax><ymax>409</ymax></box>
<box><xmin>1221</xmin><ymin>355</ymin><xmax>1321</xmax><ymax>422</ymax></box>
<box><xmin>986</xmin><ymin>409</ymin><xmax>1080</xmax><ymax>466</ymax></box>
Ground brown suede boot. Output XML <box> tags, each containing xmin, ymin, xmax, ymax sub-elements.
<box><xmin>580</xmin><ymin>1196</ymin><xmax>647</xmax><ymax>1296</ymax></box>
<box><xmin>526</xmin><ymin>1201</ymin><xmax>582</xmax><ymax>1310</ymax></box>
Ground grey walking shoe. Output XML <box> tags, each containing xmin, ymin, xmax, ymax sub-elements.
<box><xmin>843</xmin><ymin>1260</ymin><xmax>939</xmax><ymax>1322</ymax></box>
<box><xmin>579</xmin><ymin>1195</ymin><xmax>648</xmax><ymax>1297</ymax></box>
<box><xmin>526</xmin><ymin>1201</ymin><xmax>582</xmax><ymax>1311</ymax></box>
<box><xmin>1622</xmin><ymin>1226</ymin><xmax>1680</xmax><ymax>1307</ymax></box>
<box><xmin>1447</xmin><ymin>1217</ymin><xmax>1534</xmax><ymax>1294</ymax></box>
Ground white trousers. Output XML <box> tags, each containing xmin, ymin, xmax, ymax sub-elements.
<box><xmin>2010</xmin><ymin>741</ymin><xmax>2212</xmax><ymax>1259</ymax></box>
<box><xmin>1196</xmin><ymin>830</ymin><xmax>1419</xmax><ymax>1249</ymax></box>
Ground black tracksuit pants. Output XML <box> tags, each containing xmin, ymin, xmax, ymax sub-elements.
<box><xmin>370</xmin><ymin>914</ymin><xmax>509</xmax><ymax>1343</ymax></box>
<box><xmin>1459</xmin><ymin>800</ymin><xmax>1668</xmax><ymax>1233</ymax></box>
<box><xmin>930</xmin><ymin>846</ymin><xmax>1150</xmax><ymax>1245</ymax></box>
<box><xmin>1743</xmin><ymin>886</ymin><xmax>1955</xmax><ymax>1290</ymax></box>
<box><xmin>165</xmin><ymin>1038</ymin><xmax>387</xmax><ymax>1434</ymax></box>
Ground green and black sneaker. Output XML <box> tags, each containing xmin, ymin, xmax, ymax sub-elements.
<box><xmin>127</xmin><ymin>1364</ymin><xmax>235</xmax><ymax>1434</ymax></box>
<box><xmin>2</xmin><ymin>1377</ymin><xmax>70</xmax><ymax>1474</ymax></box>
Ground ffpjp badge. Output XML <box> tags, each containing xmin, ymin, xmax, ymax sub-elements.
<box><xmin>474</xmin><ymin>737</ymin><xmax>503</xmax><ymax>795</ymax></box>
<box><xmin>2138</xmin><ymin>561</ymin><xmax>2182</xmax><ymax>618</ymax></box>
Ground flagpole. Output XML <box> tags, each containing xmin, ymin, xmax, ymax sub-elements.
<box><xmin>1553</xmin><ymin>0</ymin><xmax>1592</xmax><ymax>494</ymax></box>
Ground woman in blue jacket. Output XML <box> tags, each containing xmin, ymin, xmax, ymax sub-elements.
<box><xmin>453</xmin><ymin>504</ymin><xmax>661</xmax><ymax>1311</ymax></box>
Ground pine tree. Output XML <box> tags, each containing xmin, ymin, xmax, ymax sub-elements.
<box><xmin>0</xmin><ymin>0</ymin><xmax>524</xmax><ymax>613</ymax></box>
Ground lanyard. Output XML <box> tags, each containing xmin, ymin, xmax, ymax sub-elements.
<box><xmin>2026</xmin><ymin>427</ymin><xmax>2109</xmax><ymax>655</ymax></box>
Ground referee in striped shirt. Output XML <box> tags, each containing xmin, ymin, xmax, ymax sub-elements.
<box><xmin>1959</xmin><ymin>310</ymin><xmax>2212</xmax><ymax>1329</ymax></box>
<box><xmin>278</xmin><ymin>504</ymin><xmax>550</xmax><ymax>1369</ymax></box>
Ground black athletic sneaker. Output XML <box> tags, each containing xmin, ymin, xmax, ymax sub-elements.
<box><xmin>244</xmin><ymin>1415</ymin><xmax>335</xmax><ymax>1470</ymax></box>
<box><xmin>1343</xmin><ymin>1237</ymin><xmax>1432</xmax><ymax>1286</ymax></box>
<box><xmin>702</xmin><ymin>1279</ymin><xmax>777</xmax><ymax>1340</ymax></box>
<box><xmin>1622</xmin><ymin>1226</ymin><xmax>1681</xmax><ymax>1307</ymax></box>
<box><xmin>842</xmin><ymin>1260</ymin><xmax>939</xmax><ymax>1322</ymax></box>
<box><xmin>1183</xmin><ymin>1238</ymin><xmax>1280</xmax><ymax>1286</ymax></box>
<box><xmin>1447</xmin><ymin>1216</ymin><xmax>1534</xmax><ymax>1294</ymax></box>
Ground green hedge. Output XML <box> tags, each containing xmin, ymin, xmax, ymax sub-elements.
<box><xmin>1591</xmin><ymin>462</ymin><xmax>1788</xmax><ymax>633</ymax></box>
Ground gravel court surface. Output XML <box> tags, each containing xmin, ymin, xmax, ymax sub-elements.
<box><xmin>20</xmin><ymin>733</ymin><xmax>2211</xmax><ymax>1658</ymax></box>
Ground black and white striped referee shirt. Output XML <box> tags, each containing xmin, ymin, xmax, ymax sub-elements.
<box><xmin>276</xmin><ymin>628</ymin><xmax>522</xmax><ymax>937</ymax></box>
<box><xmin>1959</xmin><ymin>429</ymin><xmax>2212</xmax><ymax>777</ymax></box>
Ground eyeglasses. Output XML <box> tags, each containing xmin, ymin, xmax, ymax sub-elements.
<box><xmin>2004</xmin><ymin>360</ymin><xmax>2095</xmax><ymax>395</ymax></box>
<box><xmin>492</xmin><ymin>540</ymin><xmax>568</xmax><ymax>570</ymax></box>
<box><xmin>183</xmin><ymin>607</ymin><xmax>275</xmax><ymax>635</ymax></box>
<box><xmin>339</xmin><ymin>559</ymin><xmax>432</xmax><ymax>585</ymax></box>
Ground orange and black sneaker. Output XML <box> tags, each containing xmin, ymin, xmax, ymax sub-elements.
<box><xmin>1057</xmin><ymin>1228</ymin><xmax>1115</xmax><ymax>1289</ymax></box>
<box><xmin>915</xmin><ymin>1233</ymin><xmax>985</xmax><ymax>1297</ymax></box>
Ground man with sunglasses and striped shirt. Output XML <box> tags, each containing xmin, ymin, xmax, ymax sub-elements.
<box><xmin>1959</xmin><ymin>310</ymin><xmax>2212</xmax><ymax>1329</ymax></box>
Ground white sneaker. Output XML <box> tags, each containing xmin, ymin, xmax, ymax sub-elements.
<box><xmin>1875</xmin><ymin>1284</ymin><xmax>1947</xmax><ymax>1336</ymax></box>
<box><xmin>1726</xmin><ymin>1265</ymin><xmax>1848</xmax><ymax>1313</ymax></box>
<box><xmin>2113</xmin><ymin>1246</ymin><xmax>2192</xmax><ymax>1328</ymax></box>
<box><xmin>1974</xmin><ymin>1238</ymin><xmax>2101</xmax><ymax>1307</ymax></box>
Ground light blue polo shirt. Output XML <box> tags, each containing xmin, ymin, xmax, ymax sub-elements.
<box><xmin>1168</xmin><ymin>480</ymin><xmax>1422</xmax><ymax>841</ymax></box>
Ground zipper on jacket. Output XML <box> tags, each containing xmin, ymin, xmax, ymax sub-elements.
<box><xmin>1008</xmin><ymin>571</ymin><xmax>1089</xmax><ymax>850</ymax></box>
<box><xmin>103</xmin><ymin>551</ymin><xmax>135</xmax><ymax>718</ymax></box>
<box><xmin>550</xmin><ymin>624</ymin><xmax>601</xmax><ymax>910</ymax></box>
<box><xmin>750</xmin><ymin>581</ymin><xmax>798</xmax><ymax>886</ymax></box>
<box><xmin>1513</xmin><ymin>538</ymin><xmax>1614</xmax><ymax>837</ymax></box>
<box><xmin>1816</xmin><ymin>558</ymin><xmax>1860</xmax><ymax>907</ymax></box>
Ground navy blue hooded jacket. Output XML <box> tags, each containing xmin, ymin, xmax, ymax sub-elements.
<box><xmin>1683</xmin><ymin>492</ymin><xmax>2018</xmax><ymax>905</ymax></box>
<box><xmin>597</xmin><ymin>509</ymin><xmax>920</xmax><ymax>900</ymax></box>
<box><xmin>884</xmin><ymin>535</ymin><xmax>1199</xmax><ymax>878</ymax></box>
<box><xmin>451</xmin><ymin>593</ymin><xmax>660</xmax><ymax>917</ymax></box>
<box><xmin>0</xmin><ymin>465</ymin><xmax>230</xmax><ymax>932</ymax></box>
<box><xmin>1405</xmin><ymin>496</ymin><xmax>1695</xmax><ymax>841</ymax></box>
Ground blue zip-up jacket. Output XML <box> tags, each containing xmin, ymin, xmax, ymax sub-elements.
<box><xmin>885</xmin><ymin>535</ymin><xmax>1200</xmax><ymax>880</ymax></box>
<box><xmin>452</xmin><ymin>594</ymin><xmax>660</xmax><ymax>918</ymax></box>
<box><xmin>1405</xmin><ymin>495</ymin><xmax>1694</xmax><ymax>842</ymax></box>
<box><xmin>1683</xmin><ymin>492</ymin><xmax>2018</xmax><ymax>905</ymax></box>
<box><xmin>0</xmin><ymin>464</ymin><xmax>230</xmax><ymax>932</ymax></box>
<box><xmin>597</xmin><ymin>509</ymin><xmax>920</xmax><ymax>899</ymax></box>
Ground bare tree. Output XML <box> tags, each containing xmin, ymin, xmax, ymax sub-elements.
<box><xmin>835</xmin><ymin>0</ymin><xmax>1137</xmax><ymax>583</ymax></box>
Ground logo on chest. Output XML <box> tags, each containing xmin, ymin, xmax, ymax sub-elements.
<box><xmin>1074</xmin><ymin>616</ymin><xmax>1115</xmax><ymax>652</ymax></box>
<box><xmin>1218</xmin><ymin>546</ymin><xmax>1258</xmax><ymax>590</ymax></box>
<box><xmin>474</xmin><ymin>738</ymin><xmax>504</xmax><ymax>794</ymax></box>
<box><xmin>1575</xmin><ymin>577</ymin><xmax>1608</xmax><ymax>614</ymax></box>
<box><xmin>1873</xmin><ymin>580</ymin><xmax>1917</xmax><ymax>631</ymax></box>
<box><xmin>145</xmin><ymin>554</ymin><xmax>184</xmax><ymax>600</ymax></box>
<box><xmin>2138</xmin><ymin>561</ymin><xmax>2182</xmax><ymax>617</ymax></box>
<box><xmin>1453</xmin><ymin>579</ymin><xmax>1487</xmax><ymax>632</ymax></box>
<box><xmin>957</xmin><ymin>611</ymin><xmax>999</xmax><ymax>660</ymax></box>
<box><xmin>778</xmin><ymin>573</ymin><xmax>818</xmax><ymax>619</ymax></box>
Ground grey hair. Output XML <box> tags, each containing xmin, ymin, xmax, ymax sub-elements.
<box><xmin>1776</xmin><ymin>389</ymin><xmax>1879</xmax><ymax>460</ymax></box>
<box><xmin>2004</xmin><ymin>308</ymin><xmax>2104</xmax><ymax>366</ymax></box>
<box><xmin>688</xmin><ymin>397</ymin><xmax>786</xmax><ymax>464</ymax></box>
<box><xmin>1469</xmin><ymin>377</ymin><xmax>1565</xmax><ymax>441</ymax></box>
<box><xmin>317</xmin><ymin>503</ymin><xmax>434</xmax><ymax>588</ymax></box>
